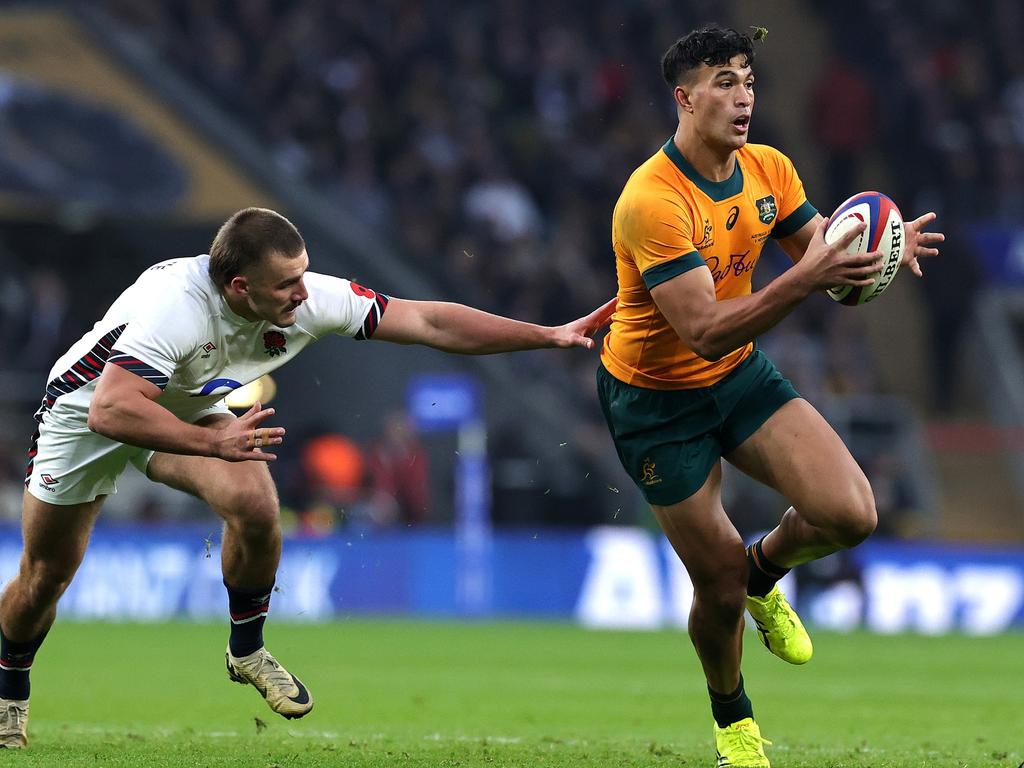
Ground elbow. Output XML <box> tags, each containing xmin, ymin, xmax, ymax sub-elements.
<box><xmin>688</xmin><ymin>328</ymin><xmax>724</xmax><ymax>362</ymax></box>
<box><xmin>694</xmin><ymin>347</ymin><xmax>724</xmax><ymax>363</ymax></box>
<box><xmin>695</xmin><ymin>346</ymin><xmax>724</xmax><ymax>362</ymax></box>
<box><xmin>679</xmin><ymin>311</ymin><xmax>723</xmax><ymax>361</ymax></box>
<box><xmin>689</xmin><ymin>321</ymin><xmax>747</xmax><ymax>362</ymax></box>
<box><xmin>86</xmin><ymin>398</ymin><xmax>115</xmax><ymax>437</ymax></box>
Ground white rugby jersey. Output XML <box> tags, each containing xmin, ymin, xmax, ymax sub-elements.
<box><xmin>36</xmin><ymin>255</ymin><xmax>388</xmax><ymax>429</ymax></box>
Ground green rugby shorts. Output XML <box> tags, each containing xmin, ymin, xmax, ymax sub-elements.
<box><xmin>597</xmin><ymin>350</ymin><xmax>800</xmax><ymax>505</ymax></box>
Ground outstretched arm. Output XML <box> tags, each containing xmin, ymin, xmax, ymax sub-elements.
<box><xmin>371</xmin><ymin>297</ymin><xmax>616</xmax><ymax>354</ymax></box>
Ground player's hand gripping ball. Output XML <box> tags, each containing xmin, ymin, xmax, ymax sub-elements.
<box><xmin>825</xmin><ymin>191</ymin><xmax>905</xmax><ymax>306</ymax></box>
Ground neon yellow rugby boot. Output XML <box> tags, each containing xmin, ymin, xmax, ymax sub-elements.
<box><xmin>745</xmin><ymin>585</ymin><xmax>813</xmax><ymax>664</ymax></box>
<box><xmin>714</xmin><ymin>717</ymin><xmax>771</xmax><ymax>767</ymax></box>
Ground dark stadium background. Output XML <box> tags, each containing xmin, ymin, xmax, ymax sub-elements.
<box><xmin>0</xmin><ymin>1</ymin><xmax>1022</xmax><ymax>634</ymax></box>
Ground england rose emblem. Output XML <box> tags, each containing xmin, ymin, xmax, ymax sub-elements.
<box><xmin>263</xmin><ymin>330</ymin><xmax>287</xmax><ymax>357</ymax></box>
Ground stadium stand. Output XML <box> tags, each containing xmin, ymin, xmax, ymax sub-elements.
<box><xmin>1</xmin><ymin>0</ymin><xmax>1021</xmax><ymax>538</ymax></box>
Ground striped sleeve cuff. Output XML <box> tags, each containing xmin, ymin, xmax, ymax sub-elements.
<box><xmin>108</xmin><ymin>351</ymin><xmax>170</xmax><ymax>389</ymax></box>
<box><xmin>772</xmin><ymin>200</ymin><xmax>817</xmax><ymax>239</ymax></box>
<box><xmin>641</xmin><ymin>252</ymin><xmax>706</xmax><ymax>290</ymax></box>
<box><xmin>354</xmin><ymin>293</ymin><xmax>390</xmax><ymax>340</ymax></box>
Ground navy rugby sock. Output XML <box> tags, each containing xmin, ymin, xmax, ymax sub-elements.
<box><xmin>0</xmin><ymin>628</ymin><xmax>48</xmax><ymax>701</ymax></box>
<box><xmin>746</xmin><ymin>536</ymin><xmax>790</xmax><ymax>598</ymax></box>
<box><xmin>708</xmin><ymin>675</ymin><xmax>754</xmax><ymax>728</ymax></box>
<box><xmin>225</xmin><ymin>581</ymin><xmax>274</xmax><ymax>657</ymax></box>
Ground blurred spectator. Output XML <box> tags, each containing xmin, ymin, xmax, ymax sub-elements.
<box><xmin>299</xmin><ymin>432</ymin><xmax>366</xmax><ymax>534</ymax></box>
<box><xmin>759</xmin><ymin>324</ymin><xmax>827</xmax><ymax>405</ymax></box>
<box><xmin>463</xmin><ymin>163</ymin><xmax>544</xmax><ymax>243</ymax></box>
<box><xmin>866</xmin><ymin>451</ymin><xmax>920</xmax><ymax>538</ymax></box>
<box><xmin>365</xmin><ymin>411</ymin><xmax>431</xmax><ymax>526</ymax></box>
<box><xmin>822</xmin><ymin>311</ymin><xmax>877</xmax><ymax>397</ymax></box>
<box><xmin>0</xmin><ymin>265</ymin><xmax>74</xmax><ymax>373</ymax></box>
<box><xmin>809</xmin><ymin>53</ymin><xmax>876</xmax><ymax>209</ymax></box>
<box><xmin>914</xmin><ymin>220</ymin><xmax>981</xmax><ymax>415</ymax></box>
<box><xmin>325</xmin><ymin>144</ymin><xmax>393</xmax><ymax>230</ymax></box>
<box><xmin>19</xmin><ymin>269</ymin><xmax>72</xmax><ymax>372</ymax></box>
<box><xmin>302</xmin><ymin>433</ymin><xmax>365</xmax><ymax>500</ymax></box>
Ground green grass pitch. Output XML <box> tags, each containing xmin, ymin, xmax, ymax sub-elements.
<box><xmin>13</xmin><ymin>620</ymin><xmax>1023</xmax><ymax>767</ymax></box>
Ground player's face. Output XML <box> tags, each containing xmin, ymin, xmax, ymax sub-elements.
<box><xmin>242</xmin><ymin>250</ymin><xmax>310</xmax><ymax>327</ymax></box>
<box><xmin>689</xmin><ymin>55</ymin><xmax>754</xmax><ymax>151</ymax></box>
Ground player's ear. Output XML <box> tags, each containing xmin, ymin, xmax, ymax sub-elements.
<box><xmin>228</xmin><ymin>275</ymin><xmax>249</xmax><ymax>296</ymax></box>
<box><xmin>674</xmin><ymin>84</ymin><xmax>695</xmax><ymax>114</ymax></box>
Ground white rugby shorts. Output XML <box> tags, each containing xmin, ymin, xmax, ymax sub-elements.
<box><xmin>25</xmin><ymin>403</ymin><xmax>231</xmax><ymax>506</ymax></box>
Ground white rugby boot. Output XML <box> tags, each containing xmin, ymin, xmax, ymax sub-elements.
<box><xmin>225</xmin><ymin>646</ymin><xmax>313</xmax><ymax>720</ymax></box>
<box><xmin>0</xmin><ymin>698</ymin><xmax>28</xmax><ymax>748</ymax></box>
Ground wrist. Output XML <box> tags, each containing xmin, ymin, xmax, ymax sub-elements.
<box><xmin>207</xmin><ymin>428</ymin><xmax>223</xmax><ymax>459</ymax></box>
<box><xmin>783</xmin><ymin>262</ymin><xmax>816</xmax><ymax>298</ymax></box>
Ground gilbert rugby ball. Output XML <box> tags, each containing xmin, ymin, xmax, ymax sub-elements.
<box><xmin>825</xmin><ymin>191</ymin><xmax>905</xmax><ymax>306</ymax></box>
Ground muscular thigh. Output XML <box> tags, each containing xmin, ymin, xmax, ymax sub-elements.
<box><xmin>145</xmin><ymin>413</ymin><xmax>277</xmax><ymax>511</ymax></box>
<box><xmin>20</xmin><ymin>490</ymin><xmax>104</xmax><ymax>571</ymax></box>
<box><xmin>724</xmin><ymin>398</ymin><xmax>871</xmax><ymax>522</ymax></box>
<box><xmin>650</xmin><ymin>463</ymin><xmax>746</xmax><ymax>587</ymax></box>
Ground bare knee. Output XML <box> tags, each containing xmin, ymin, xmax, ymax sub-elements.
<box><xmin>20</xmin><ymin>556</ymin><xmax>78</xmax><ymax>607</ymax></box>
<box><xmin>829</xmin><ymin>479</ymin><xmax>877</xmax><ymax>548</ymax></box>
<box><xmin>692</xmin><ymin>573</ymin><xmax>748</xmax><ymax>625</ymax></box>
<box><xmin>216</xmin><ymin>484</ymin><xmax>280</xmax><ymax>535</ymax></box>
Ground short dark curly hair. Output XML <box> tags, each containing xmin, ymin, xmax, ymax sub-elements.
<box><xmin>661</xmin><ymin>25</ymin><xmax>755</xmax><ymax>87</ymax></box>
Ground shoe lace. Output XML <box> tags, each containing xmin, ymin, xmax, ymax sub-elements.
<box><xmin>1</xmin><ymin>703</ymin><xmax>24</xmax><ymax>731</ymax></box>
<box><xmin>253</xmin><ymin>652</ymin><xmax>294</xmax><ymax>690</ymax></box>
<box><xmin>765</xmin><ymin>590</ymin><xmax>795</xmax><ymax>641</ymax></box>
<box><xmin>725</xmin><ymin>721</ymin><xmax>772</xmax><ymax>758</ymax></box>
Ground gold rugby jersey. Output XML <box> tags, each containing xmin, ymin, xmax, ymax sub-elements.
<box><xmin>601</xmin><ymin>139</ymin><xmax>816</xmax><ymax>389</ymax></box>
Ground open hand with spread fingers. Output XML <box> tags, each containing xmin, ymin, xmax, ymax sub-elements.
<box><xmin>212</xmin><ymin>402</ymin><xmax>286</xmax><ymax>461</ymax></box>
<box><xmin>902</xmin><ymin>211</ymin><xmax>944</xmax><ymax>277</ymax></box>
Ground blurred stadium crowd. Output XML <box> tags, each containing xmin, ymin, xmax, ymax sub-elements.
<box><xmin>2</xmin><ymin>0</ymin><xmax>1021</xmax><ymax>535</ymax></box>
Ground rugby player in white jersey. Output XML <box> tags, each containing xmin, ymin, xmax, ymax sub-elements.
<box><xmin>0</xmin><ymin>207</ymin><xmax>615</xmax><ymax>748</ymax></box>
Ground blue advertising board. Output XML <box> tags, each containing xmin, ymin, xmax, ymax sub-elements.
<box><xmin>0</xmin><ymin>525</ymin><xmax>1021</xmax><ymax>634</ymax></box>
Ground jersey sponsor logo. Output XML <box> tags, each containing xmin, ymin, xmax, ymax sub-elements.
<box><xmin>194</xmin><ymin>378</ymin><xmax>243</xmax><ymax>397</ymax></box>
<box><xmin>263</xmin><ymin>330</ymin><xmax>287</xmax><ymax>357</ymax></box>
<box><xmin>755</xmin><ymin>195</ymin><xmax>777</xmax><ymax>224</ymax></box>
<box><xmin>693</xmin><ymin>218</ymin><xmax>714</xmax><ymax>250</ymax></box>
<box><xmin>706</xmin><ymin>251</ymin><xmax>755</xmax><ymax>283</ymax></box>
<box><xmin>726</xmin><ymin>206</ymin><xmax>740</xmax><ymax>230</ymax></box>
